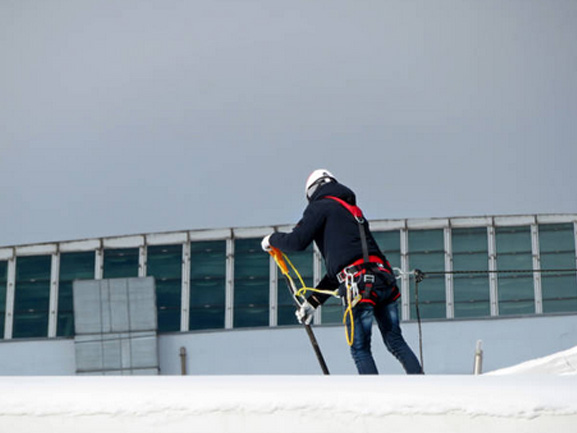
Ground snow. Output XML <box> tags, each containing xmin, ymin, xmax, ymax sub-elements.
<box><xmin>2</xmin><ymin>347</ymin><xmax>577</xmax><ymax>432</ymax></box>
<box><xmin>487</xmin><ymin>345</ymin><xmax>577</xmax><ymax>376</ymax></box>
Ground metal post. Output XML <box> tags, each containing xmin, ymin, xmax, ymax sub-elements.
<box><xmin>487</xmin><ymin>224</ymin><xmax>499</xmax><ymax>316</ymax></box>
<box><xmin>181</xmin><ymin>239</ymin><xmax>191</xmax><ymax>332</ymax></box>
<box><xmin>179</xmin><ymin>347</ymin><xmax>187</xmax><ymax>375</ymax></box>
<box><xmin>48</xmin><ymin>251</ymin><xmax>60</xmax><ymax>338</ymax></box>
<box><xmin>225</xmin><ymin>236</ymin><xmax>234</xmax><ymax>329</ymax></box>
<box><xmin>4</xmin><ymin>255</ymin><xmax>16</xmax><ymax>339</ymax></box>
<box><xmin>444</xmin><ymin>226</ymin><xmax>454</xmax><ymax>319</ymax></box>
<box><xmin>531</xmin><ymin>222</ymin><xmax>543</xmax><ymax>314</ymax></box>
<box><xmin>473</xmin><ymin>340</ymin><xmax>483</xmax><ymax>375</ymax></box>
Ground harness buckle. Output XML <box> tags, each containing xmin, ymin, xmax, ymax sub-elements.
<box><xmin>363</xmin><ymin>274</ymin><xmax>375</xmax><ymax>283</ymax></box>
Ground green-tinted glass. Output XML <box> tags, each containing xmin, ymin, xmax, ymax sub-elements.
<box><xmin>277</xmin><ymin>247</ymin><xmax>313</xmax><ymax>326</ymax></box>
<box><xmin>320</xmin><ymin>297</ymin><xmax>343</xmax><ymax>324</ymax></box>
<box><xmin>317</xmin><ymin>257</ymin><xmax>342</xmax><ymax>324</ymax></box>
<box><xmin>539</xmin><ymin>224</ymin><xmax>577</xmax><ymax>313</ymax></box>
<box><xmin>0</xmin><ymin>261</ymin><xmax>7</xmax><ymax>338</ymax></box>
<box><xmin>190</xmin><ymin>241</ymin><xmax>226</xmax><ymax>330</ymax></box>
<box><xmin>409</xmin><ymin>230</ymin><xmax>445</xmax><ymax>319</ymax></box>
<box><xmin>498</xmin><ymin>276</ymin><xmax>534</xmax><ymax>315</ymax></box>
<box><xmin>147</xmin><ymin>245</ymin><xmax>182</xmax><ymax>278</ymax></box>
<box><xmin>234</xmin><ymin>238</ymin><xmax>269</xmax><ymax>328</ymax></box>
<box><xmin>58</xmin><ymin>251</ymin><xmax>95</xmax><ymax>337</ymax></box>
<box><xmin>190</xmin><ymin>241</ymin><xmax>227</xmax><ymax>278</ymax></box>
<box><xmin>452</xmin><ymin>227</ymin><xmax>490</xmax><ymax>318</ymax></box>
<box><xmin>147</xmin><ymin>244</ymin><xmax>182</xmax><ymax>332</ymax></box>
<box><xmin>496</xmin><ymin>226</ymin><xmax>534</xmax><ymax>315</ymax></box>
<box><xmin>539</xmin><ymin>224</ymin><xmax>575</xmax><ymax>253</ymax></box>
<box><xmin>496</xmin><ymin>227</ymin><xmax>532</xmax><ymax>255</ymax></box>
<box><xmin>13</xmin><ymin>255</ymin><xmax>51</xmax><ymax>339</ymax></box>
<box><xmin>373</xmin><ymin>230</ymin><xmax>401</xmax><ymax>269</ymax></box>
<box><xmin>541</xmin><ymin>251</ymin><xmax>575</xmax><ymax>270</ymax></box>
<box><xmin>454</xmin><ymin>275</ymin><xmax>491</xmax><ymax>318</ymax></box>
<box><xmin>541</xmin><ymin>271</ymin><xmax>577</xmax><ymax>313</ymax></box>
<box><xmin>453</xmin><ymin>227</ymin><xmax>489</xmax><ymax>254</ymax></box>
<box><xmin>158</xmin><ymin>307</ymin><xmax>181</xmax><ymax>332</ymax></box>
<box><xmin>103</xmin><ymin>248</ymin><xmax>139</xmax><ymax>278</ymax></box>
<box><xmin>189</xmin><ymin>307</ymin><xmax>226</xmax><ymax>330</ymax></box>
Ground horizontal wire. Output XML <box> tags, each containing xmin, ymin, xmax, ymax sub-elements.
<box><xmin>422</xmin><ymin>268</ymin><xmax>577</xmax><ymax>276</ymax></box>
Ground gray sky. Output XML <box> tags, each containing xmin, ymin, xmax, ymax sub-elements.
<box><xmin>1</xmin><ymin>0</ymin><xmax>576</xmax><ymax>247</ymax></box>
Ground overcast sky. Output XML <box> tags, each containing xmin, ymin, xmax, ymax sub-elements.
<box><xmin>1</xmin><ymin>0</ymin><xmax>576</xmax><ymax>247</ymax></box>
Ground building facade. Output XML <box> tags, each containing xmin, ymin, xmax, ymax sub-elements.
<box><xmin>1</xmin><ymin>213</ymin><xmax>576</xmax><ymax>375</ymax></box>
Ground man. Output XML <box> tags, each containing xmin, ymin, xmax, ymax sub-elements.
<box><xmin>261</xmin><ymin>169</ymin><xmax>422</xmax><ymax>375</ymax></box>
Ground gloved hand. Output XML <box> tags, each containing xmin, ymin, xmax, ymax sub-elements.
<box><xmin>295</xmin><ymin>301</ymin><xmax>315</xmax><ymax>325</ymax></box>
<box><xmin>261</xmin><ymin>234</ymin><xmax>272</xmax><ymax>252</ymax></box>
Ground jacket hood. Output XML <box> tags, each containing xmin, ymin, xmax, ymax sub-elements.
<box><xmin>310</xmin><ymin>181</ymin><xmax>357</xmax><ymax>205</ymax></box>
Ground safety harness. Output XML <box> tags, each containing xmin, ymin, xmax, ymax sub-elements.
<box><xmin>324</xmin><ymin>196</ymin><xmax>401</xmax><ymax>345</ymax></box>
<box><xmin>326</xmin><ymin>195</ymin><xmax>398</xmax><ymax>303</ymax></box>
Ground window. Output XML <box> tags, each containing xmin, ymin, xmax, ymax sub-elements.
<box><xmin>495</xmin><ymin>226</ymin><xmax>534</xmax><ymax>315</ymax></box>
<box><xmin>452</xmin><ymin>227</ymin><xmax>490</xmax><ymax>318</ymax></box>
<box><xmin>277</xmin><ymin>247</ymin><xmax>313</xmax><ymax>326</ymax></box>
<box><xmin>190</xmin><ymin>241</ymin><xmax>226</xmax><ymax>330</ymax></box>
<box><xmin>234</xmin><ymin>238</ymin><xmax>269</xmax><ymax>328</ymax></box>
<box><xmin>319</xmin><ymin>256</ymin><xmax>342</xmax><ymax>324</ymax></box>
<box><xmin>540</xmin><ymin>223</ymin><xmax>577</xmax><ymax>313</ymax></box>
<box><xmin>58</xmin><ymin>251</ymin><xmax>95</xmax><ymax>337</ymax></box>
<box><xmin>408</xmin><ymin>230</ymin><xmax>445</xmax><ymax>319</ymax></box>
<box><xmin>13</xmin><ymin>255</ymin><xmax>51</xmax><ymax>338</ymax></box>
<box><xmin>147</xmin><ymin>245</ymin><xmax>182</xmax><ymax>332</ymax></box>
<box><xmin>103</xmin><ymin>248</ymin><xmax>139</xmax><ymax>278</ymax></box>
<box><xmin>0</xmin><ymin>261</ymin><xmax>7</xmax><ymax>338</ymax></box>
<box><xmin>373</xmin><ymin>230</ymin><xmax>401</xmax><ymax>271</ymax></box>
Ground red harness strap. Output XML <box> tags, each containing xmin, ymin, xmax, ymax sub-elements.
<box><xmin>326</xmin><ymin>195</ymin><xmax>400</xmax><ymax>305</ymax></box>
<box><xmin>325</xmin><ymin>195</ymin><xmax>363</xmax><ymax>221</ymax></box>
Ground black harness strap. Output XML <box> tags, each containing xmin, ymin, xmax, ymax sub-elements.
<box><xmin>325</xmin><ymin>195</ymin><xmax>370</xmax><ymax>265</ymax></box>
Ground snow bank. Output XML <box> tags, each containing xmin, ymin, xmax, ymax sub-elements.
<box><xmin>487</xmin><ymin>345</ymin><xmax>577</xmax><ymax>376</ymax></box>
<box><xmin>1</xmin><ymin>375</ymin><xmax>576</xmax><ymax>433</ymax></box>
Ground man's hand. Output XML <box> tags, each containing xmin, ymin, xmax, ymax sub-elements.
<box><xmin>261</xmin><ymin>234</ymin><xmax>272</xmax><ymax>251</ymax></box>
<box><xmin>295</xmin><ymin>301</ymin><xmax>315</xmax><ymax>325</ymax></box>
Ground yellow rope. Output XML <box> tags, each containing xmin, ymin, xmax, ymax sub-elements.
<box><xmin>343</xmin><ymin>288</ymin><xmax>355</xmax><ymax>346</ymax></box>
<box><xmin>269</xmin><ymin>247</ymin><xmax>355</xmax><ymax>346</ymax></box>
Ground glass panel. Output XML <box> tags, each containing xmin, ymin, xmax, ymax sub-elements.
<box><xmin>539</xmin><ymin>223</ymin><xmax>575</xmax><ymax>253</ymax></box>
<box><xmin>234</xmin><ymin>238</ymin><xmax>269</xmax><ymax>328</ymax></box>
<box><xmin>58</xmin><ymin>251</ymin><xmax>95</xmax><ymax>337</ymax></box>
<box><xmin>408</xmin><ymin>230</ymin><xmax>445</xmax><ymax>319</ymax></box>
<box><xmin>147</xmin><ymin>244</ymin><xmax>182</xmax><ymax>333</ymax></box>
<box><xmin>190</xmin><ymin>241</ymin><xmax>226</xmax><ymax>330</ymax></box>
<box><xmin>320</xmin><ymin>298</ymin><xmax>343</xmax><ymax>324</ymax></box>
<box><xmin>103</xmin><ymin>248</ymin><xmax>139</xmax><ymax>278</ymax></box>
<box><xmin>540</xmin><ymin>224</ymin><xmax>577</xmax><ymax>313</ymax></box>
<box><xmin>373</xmin><ymin>230</ymin><xmax>401</xmax><ymax>269</ymax></box>
<box><xmin>496</xmin><ymin>226</ymin><xmax>534</xmax><ymax>316</ymax></box>
<box><xmin>498</xmin><ymin>276</ymin><xmax>534</xmax><ymax>315</ymax></box>
<box><xmin>189</xmin><ymin>307</ymin><xmax>226</xmax><ymax>330</ymax></box>
<box><xmin>13</xmin><ymin>255</ymin><xmax>51</xmax><ymax>339</ymax></box>
<box><xmin>277</xmin><ymin>247</ymin><xmax>313</xmax><ymax>326</ymax></box>
<box><xmin>0</xmin><ymin>261</ymin><xmax>7</xmax><ymax>338</ymax></box>
<box><xmin>452</xmin><ymin>227</ymin><xmax>490</xmax><ymax>318</ymax></box>
<box><xmin>317</xmin><ymin>258</ymin><xmax>343</xmax><ymax>324</ymax></box>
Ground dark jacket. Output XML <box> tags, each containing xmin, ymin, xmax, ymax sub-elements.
<box><xmin>269</xmin><ymin>181</ymin><xmax>391</xmax><ymax>306</ymax></box>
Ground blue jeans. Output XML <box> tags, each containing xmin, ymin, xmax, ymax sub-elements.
<box><xmin>347</xmin><ymin>300</ymin><xmax>423</xmax><ymax>375</ymax></box>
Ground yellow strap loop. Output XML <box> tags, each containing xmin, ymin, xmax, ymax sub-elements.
<box><xmin>342</xmin><ymin>278</ymin><xmax>356</xmax><ymax>347</ymax></box>
<box><xmin>269</xmin><ymin>247</ymin><xmax>355</xmax><ymax>346</ymax></box>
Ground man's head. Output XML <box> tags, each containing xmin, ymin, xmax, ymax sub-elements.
<box><xmin>305</xmin><ymin>169</ymin><xmax>336</xmax><ymax>200</ymax></box>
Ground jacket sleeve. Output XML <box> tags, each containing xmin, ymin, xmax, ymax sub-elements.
<box><xmin>269</xmin><ymin>203</ymin><xmax>325</xmax><ymax>252</ymax></box>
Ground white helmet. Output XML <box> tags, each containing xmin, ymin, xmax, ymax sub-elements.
<box><xmin>305</xmin><ymin>169</ymin><xmax>336</xmax><ymax>199</ymax></box>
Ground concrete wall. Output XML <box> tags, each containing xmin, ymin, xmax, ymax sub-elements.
<box><xmin>158</xmin><ymin>313</ymin><xmax>577</xmax><ymax>375</ymax></box>
<box><xmin>1</xmin><ymin>313</ymin><xmax>576</xmax><ymax>375</ymax></box>
<box><xmin>0</xmin><ymin>338</ymin><xmax>76</xmax><ymax>375</ymax></box>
